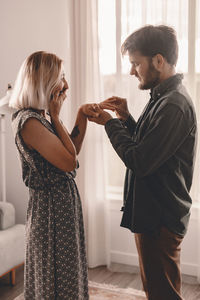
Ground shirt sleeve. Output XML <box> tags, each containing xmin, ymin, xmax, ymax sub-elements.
<box><xmin>121</xmin><ymin>114</ymin><xmax>137</xmax><ymax>134</ymax></box>
<box><xmin>105</xmin><ymin>103</ymin><xmax>193</xmax><ymax>178</ymax></box>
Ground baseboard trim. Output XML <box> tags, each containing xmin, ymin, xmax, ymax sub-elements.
<box><xmin>110</xmin><ymin>250</ymin><xmax>198</xmax><ymax>277</ymax></box>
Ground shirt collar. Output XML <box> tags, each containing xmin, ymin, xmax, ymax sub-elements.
<box><xmin>150</xmin><ymin>73</ymin><xmax>183</xmax><ymax>101</ymax></box>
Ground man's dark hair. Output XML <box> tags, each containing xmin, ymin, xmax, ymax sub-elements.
<box><xmin>121</xmin><ymin>25</ymin><xmax>178</xmax><ymax>66</ymax></box>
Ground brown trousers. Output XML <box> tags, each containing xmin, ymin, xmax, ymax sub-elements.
<box><xmin>135</xmin><ymin>226</ymin><xmax>183</xmax><ymax>300</ymax></box>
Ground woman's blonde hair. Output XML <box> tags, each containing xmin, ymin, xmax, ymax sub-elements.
<box><xmin>9</xmin><ymin>51</ymin><xmax>63</xmax><ymax>110</ymax></box>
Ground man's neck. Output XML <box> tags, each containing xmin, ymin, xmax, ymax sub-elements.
<box><xmin>159</xmin><ymin>67</ymin><xmax>176</xmax><ymax>84</ymax></box>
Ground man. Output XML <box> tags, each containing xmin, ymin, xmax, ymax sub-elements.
<box><xmin>89</xmin><ymin>25</ymin><xmax>197</xmax><ymax>300</ymax></box>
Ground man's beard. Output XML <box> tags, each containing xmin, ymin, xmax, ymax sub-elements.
<box><xmin>138</xmin><ymin>62</ymin><xmax>160</xmax><ymax>90</ymax></box>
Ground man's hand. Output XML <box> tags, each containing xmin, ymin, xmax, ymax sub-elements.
<box><xmin>100</xmin><ymin>96</ymin><xmax>130</xmax><ymax>121</ymax></box>
<box><xmin>88</xmin><ymin>105</ymin><xmax>113</xmax><ymax>125</ymax></box>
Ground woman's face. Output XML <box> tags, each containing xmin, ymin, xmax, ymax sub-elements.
<box><xmin>58</xmin><ymin>73</ymin><xmax>69</xmax><ymax>97</ymax></box>
<box><xmin>52</xmin><ymin>72</ymin><xmax>69</xmax><ymax>99</ymax></box>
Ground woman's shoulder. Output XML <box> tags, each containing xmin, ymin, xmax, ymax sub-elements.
<box><xmin>12</xmin><ymin>108</ymin><xmax>42</xmax><ymax>121</ymax></box>
<box><xmin>12</xmin><ymin>108</ymin><xmax>51</xmax><ymax>136</ymax></box>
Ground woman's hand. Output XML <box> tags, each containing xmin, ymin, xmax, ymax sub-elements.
<box><xmin>49</xmin><ymin>91</ymin><xmax>66</xmax><ymax>120</ymax></box>
<box><xmin>100</xmin><ymin>96</ymin><xmax>130</xmax><ymax>121</ymax></box>
<box><xmin>88</xmin><ymin>105</ymin><xmax>113</xmax><ymax>125</ymax></box>
<box><xmin>80</xmin><ymin>103</ymin><xmax>101</xmax><ymax>118</ymax></box>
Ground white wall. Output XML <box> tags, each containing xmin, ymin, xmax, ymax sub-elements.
<box><xmin>0</xmin><ymin>0</ymin><xmax>71</xmax><ymax>224</ymax></box>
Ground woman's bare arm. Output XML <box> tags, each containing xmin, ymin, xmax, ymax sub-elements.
<box><xmin>21</xmin><ymin>91</ymin><xmax>77</xmax><ymax>172</ymax></box>
<box><xmin>70</xmin><ymin>104</ymin><xmax>100</xmax><ymax>154</ymax></box>
<box><xmin>21</xmin><ymin>118</ymin><xmax>77</xmax><ymax>172</ymax></box>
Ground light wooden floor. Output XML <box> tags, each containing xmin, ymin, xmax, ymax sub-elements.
<box><xmin>0</xmin><ymin>264</ymin><xmax>200</xmax><ymax>300</ymax></box>
<box><xmin>89</xmin><ymin>263</ymin><xmax>200</xmax><ymax>300</ymax></box>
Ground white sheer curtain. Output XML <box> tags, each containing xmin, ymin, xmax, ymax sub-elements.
<box><xmin>66</xmin><ymin>0</ymin><xmax>110</xmax><ymax>268</ymax></box>
<box><xmin>65</xmin><ymin>0</ymin><xmax>200</xmax><ymax>274</ymax></box>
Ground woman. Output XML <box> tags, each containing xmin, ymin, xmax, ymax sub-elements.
<box><xmin>9</xmin><ymin>51</ymin><xmax>98</xmax><ymax>299</ymax></box>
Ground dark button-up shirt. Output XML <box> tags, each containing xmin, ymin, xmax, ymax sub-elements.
<box><xmin>105</xmin><ymin>74</ymin><xmax>197</xmax><ymax>236</ymax></box>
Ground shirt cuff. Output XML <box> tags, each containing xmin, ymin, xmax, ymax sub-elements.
<box><xmin>121</xmin><ymin>114</ymin><xmax>134</xmax><ymax>128</ymax></box>
<box><xmin>105</xmin><ymin>118</ymin><xmax>121</xmax><ymax>129</ymax></box>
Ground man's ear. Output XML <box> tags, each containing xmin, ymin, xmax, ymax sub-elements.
<box><xmin>152</xmin><ymin>54</ymin><xmax>164</xmax><ymax>71</ymax></box>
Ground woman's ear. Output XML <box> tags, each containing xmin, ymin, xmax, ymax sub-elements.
<box><xmin>152</xmin><ymin>54</ymin><xmax>164</xmax><ymax>71</ymax></box>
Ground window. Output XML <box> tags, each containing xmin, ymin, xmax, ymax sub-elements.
<box><xmin>98</xmin><ymin>0</ymin><xmax>200</xmax><ymax>200</ymax></box>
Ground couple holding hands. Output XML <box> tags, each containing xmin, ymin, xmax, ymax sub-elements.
<box><xmin>10</xmin><ymin>24</ymin><xmax>197</xmax><ymax>300</ymax></box>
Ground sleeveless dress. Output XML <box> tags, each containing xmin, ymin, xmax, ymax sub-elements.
<box><xmin>12</xmin><ymin>108</ymin><xmax>89</xmax><ymax>300</ymax></box>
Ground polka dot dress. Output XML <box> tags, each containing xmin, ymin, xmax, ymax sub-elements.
<box><xmin>12</xmin><ymin>109</ymin><xmax>89</xmax><ymax>300</ymax></box>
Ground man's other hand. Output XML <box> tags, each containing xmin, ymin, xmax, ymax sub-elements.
<box><xmin>100</xmin><ymin>96</ymin><xmax>130</xmax><ymax>121</ymax></box>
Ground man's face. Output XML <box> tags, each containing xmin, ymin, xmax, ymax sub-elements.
<box><xmin>129</xmin><ymin>51</ymin><xmax>160</xmax><ymax>90</ymax></box>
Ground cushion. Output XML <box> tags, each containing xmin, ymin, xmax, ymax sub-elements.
<box><xmin>0</xmin><ymin>202</ymin><xmax>15</xmax><ymax>230</ymax></box>
<box><xmin>0</xmin><ymin>224</ymin><xmax>25</xmax><ymax>275</ymax></box>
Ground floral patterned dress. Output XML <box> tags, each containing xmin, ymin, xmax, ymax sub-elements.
<box><xmin>12</xmin><ymin>108</ymin><xmax>88</xmax><ymax>300</ymax></box>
